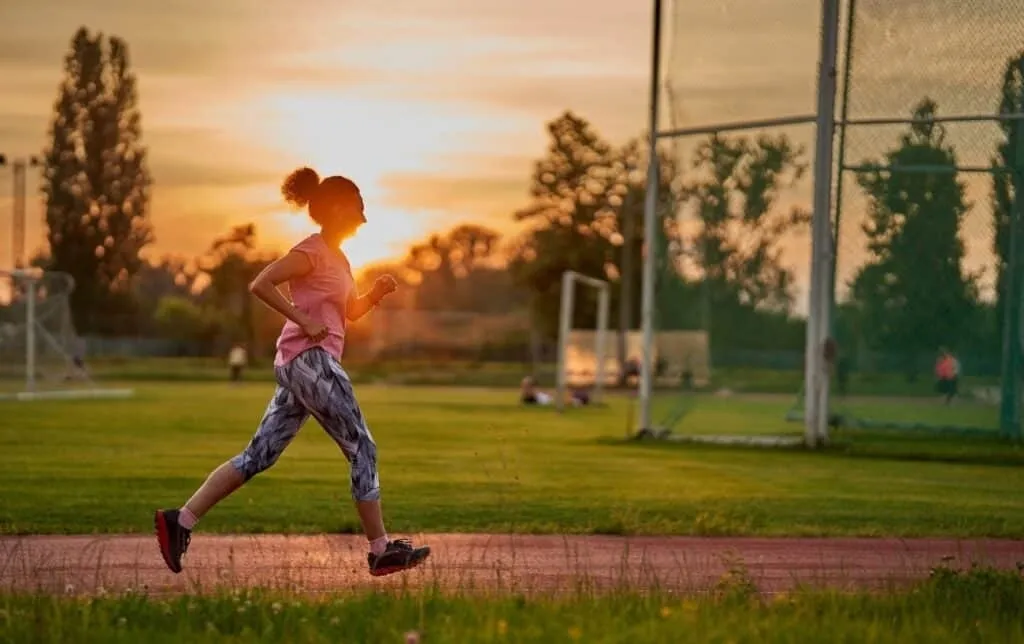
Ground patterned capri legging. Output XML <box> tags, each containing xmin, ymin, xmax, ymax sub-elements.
<box><xmin>230</xmin><ymin>347</ymin><xmax>380</xmax><ymax>501</ymax></box>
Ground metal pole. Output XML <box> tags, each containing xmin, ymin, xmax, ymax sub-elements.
<box><xmin>12</xmin><ymin>160</ymin><xmax>27</xmax><ymax>269</ymax></box>
<box><xmin>842</xmin><ymin>113</ymin><xmax>1024</xmax><ymax>127</ymax></box>
<box><xmin>595</xmin><ymin>285</ymin><xmax>610</xmax><ymax>404</ymax></box>
<box><xmin>657</xmin><ymin>113</ymin><xmax>817</xmax><ymax>139</ymax></box>
<box><xmin>638</xmin><ymin>0</ymin><xmax>663</xmax><ymax>433</ymax></box>
<box><xmin>556</xmin><ymin>270</ymin><xmax>575</xmax><ymax>412</ymax></box>
<box><xmin>805</xmin><ymin>0</ymin><xmax>842</xmax><ymax>447</ymax></box>
<box><xmin>618</xmin><ymin>181</ymin><xmax>636</xmax><ymax>384</ymax></box>
<box><xmin>26</xmin><ymin>276</ymin><xmax>37</xmax><ymax>393</ymax></box>
<box><xmin>829</xmin><ymin>0</ymin><xmax>857</xmax><ymax>338</ymax></box>
<box><xmin>1000</xmin><ymin>70</ymin><xmax>1024</xmax><ymax>439</ymax></box>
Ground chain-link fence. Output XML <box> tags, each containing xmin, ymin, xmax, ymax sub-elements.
<box><xmin>645</xmin><ymin>0</ymin><xmax>1024</xmax><ymax>441</ymax></box>
<box><xmin>831</xmin><ymin>0</ymin><xmax>1024</xmax><ymax>436</ymax></box>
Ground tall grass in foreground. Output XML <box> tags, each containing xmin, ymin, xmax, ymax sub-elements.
<box><xmin>1</xmin><ymin>566</ymin><xmax>1021</xmax><ymax>643</ymax></box>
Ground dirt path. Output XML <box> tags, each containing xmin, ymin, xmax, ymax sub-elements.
<box><xmin>1</xmin><ymin>534</ymin><xmax>1021</xmax><ymax>596</ymax></box>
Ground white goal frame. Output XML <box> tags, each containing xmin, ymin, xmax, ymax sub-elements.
<box><xmin>555</xmin><ymin>270</ymin><xmax>610</xmax><ymax>411</ymax></box>
<box><xmin>0</xmin><ymin>268</ymin><xmax>133</xmax><ymax>401</ymax></box>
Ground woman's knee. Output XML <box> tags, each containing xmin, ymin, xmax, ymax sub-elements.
<box><xmin>350</xmin><ymin>436</ymin><xmax>380</xmax><ymax>501</ymax></box>
<box><xmin>230</xmin><ymin>446</ymin><xmax>282</xmax><ymax>482</ymax></box>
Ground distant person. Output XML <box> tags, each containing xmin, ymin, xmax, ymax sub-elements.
<box><xmin>227</xmin><ymin>343</ymin><xmax>248</xmax><ymax>382</ymax></box>
<box><xmin>935</xmin><ymin>348</ymin><xmax>960</xmax><ymax>404</ymax></box>
<box><xmin>520</xmin><ymin>376</ymin><xmax>553</xmax><ymax>405</ymax></box>
<box><xmin>154</xmin><ymin>166</ymin><xmax>430</xmax><ymax>579</ymax></box>
<box><xmin>64</xmin><ymin>337</ymin><xmax>89</xmax><ymax>381</ymax></box>
<box><xmin>621</xmin><ymin>356</ymin><xmax>640</xmax><ymax>389</ymax></box>
<box><xmin>519</xmin><ymin>375</ymin><xmax>590</xmax><ymax>407</ymax></box>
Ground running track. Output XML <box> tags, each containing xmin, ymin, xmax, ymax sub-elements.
<box><xmin>1</xmin><ymin>534</ymin><xmax>1021</xmax><ymax>596</ymax></box>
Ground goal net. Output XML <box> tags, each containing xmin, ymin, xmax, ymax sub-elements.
<box><xmin>0</xmin><ymin>269</ymin><xmax>132</xmax><ymax>400</ymax></box>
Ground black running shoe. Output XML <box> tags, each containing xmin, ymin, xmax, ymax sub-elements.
<box><xmin>367</xmin><ymin>539</ymin><xmax>431</xmax><ymax>577</ymax></box>
<box><xmin>154</xmin><ymin>509</ymin><xmax>191</xmax><ymax>574</ymax></box>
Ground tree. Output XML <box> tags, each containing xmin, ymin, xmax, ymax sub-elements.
<box><xmin>849</xmin><ymin>98</ymin><xmax>980</xmax><ymax>377</ymax></box>
<box><xmin>671</xmin><ymin>132</ymin><xmax>809</xmax><ymax>352</ymax></box>
<box><xmin>680</xmin><ymin>133</ymin><xmax>808</xmax><ymax>311</ymax></box>
<box><xmin>508</xmin><ymin>111</ymin><xmax>676</xmax><ymax>339</ymax></box>
<box><xmin>992</xmin><ymin>52</ymin><xmax>1024</xmax><ymax>345</ymax></box>
<box><xmin>40</xmin><ymin>27</ymin><xmax>153</xmax><ymax>334</ymax></box>
<box><xmin>402</xmin><ymin>224</ymin><xmax>526</xmax><ymax>314</ymax></box>
<box><xmin>153</xmin><ymin>296</ymin><xmax>221</xmax><ymax>355</ymax></box>
<box><xmin>198</xmin><ymin>224</ymin><xmax>278</xmax><ymax>353</ymax></box>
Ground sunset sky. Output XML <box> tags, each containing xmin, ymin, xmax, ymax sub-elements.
<box><xmin>0</xmin><ymin>0</ymin><xmax>1018</xmax><ymax>302</ymax></box>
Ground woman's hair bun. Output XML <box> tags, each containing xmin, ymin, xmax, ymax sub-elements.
<box><xmin>281</xmin><ymin>166</ymin><xmax>321</xmax><ymax>208</ymax></box>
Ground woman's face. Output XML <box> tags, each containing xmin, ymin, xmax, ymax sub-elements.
<box><xmin>328</xmin><ymin>193</ymin><xmax>366</xmax><ymax>238</ymax></box>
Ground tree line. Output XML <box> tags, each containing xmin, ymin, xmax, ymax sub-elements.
<box><xmin>10</xmin><ymin>27</ymin><xmax>1024</xmax><ymax>378</ymax></box>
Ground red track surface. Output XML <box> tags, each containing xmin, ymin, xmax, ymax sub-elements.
<box><xmin>1</xmin><ymin>534</ymin><xmax>1021</xmax><ymax>596</ymax></box>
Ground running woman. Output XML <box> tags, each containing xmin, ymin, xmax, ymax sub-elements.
<box><xmin>155</xmin><ymin>167</ymin><xmax>430</xmax><ymax>577</ymax></box>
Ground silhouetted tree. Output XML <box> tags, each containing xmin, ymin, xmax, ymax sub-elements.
<box><xmin>992</xmin><ymin>52</ymin><xmax>1024</xmax><ymax>345</ymax></box>
<box><xmin>509</xmin><ymin>111</ymin><xmax>676</xmax><ymax>339</ymax></box>
<box><xmin>41</xmin><ymin>27</ymin><xmax>153</xmax><ymax>334</ymax></box>
<box><xmin>849</xmin><ymin>99</ymin><xmax>980</xmax><ymax>378</ymax></box>
<box><xmin>199</xmin><ymin>224</ymin><xmax>278</xmax><ymax>353</ymax></box>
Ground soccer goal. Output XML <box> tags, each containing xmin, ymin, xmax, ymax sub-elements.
<box><xmin>0</xmin><ymin>268</ymin><xmax>133</xmax><ymax>401</ymax></box>
<box><xmin>555</xmin><ymin>270</ymin><xmax>610</xmax><ymax>410</ymax></box>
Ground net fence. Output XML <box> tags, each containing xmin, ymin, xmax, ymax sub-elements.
<box><xmin>832</xmin><ymin>0</ymin><xmax>1024</xmax><ymax>434</ymax></box>
<box><xmin>652</xmin><ymin>0</ymin><xmax>819</xmax><ymax>436</ymax></box>
<box><xmin>0</xmin><ymin>271</ymin><xmax>89</xmax><ymax>394</ymax></box>
<box><xmin>654</xmin><ymin>0</ymin><xmax>1024</xmax><ymax>439</ymax></box>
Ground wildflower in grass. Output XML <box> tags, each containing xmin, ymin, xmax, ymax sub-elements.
<box><xmin>497</xmin><ymin>619</ymin><xmax>508</xmax><ymax>636</ymax></box>
<box><xmin>568</xmin><ymin>625</ymin><xmax>583</xmax><ymax>640</ymax></box>
<box><xmin>64</xmin><ymin>583</ymin><xmax>74</xmax><ymax>594</ymax></box>
<box><xmin>405</xmin><ymin>630</ymin><xmax>421</xmax><ymax>644</ymax></box>
<box><xmin>330</xmin><ymin>617</ymin><xmax>340</xmax><ymax>626</ymax></box>
<box><xmin>660</xmin><ymin>606</ymin><xmax>672</xmax><ymax>618</ymax></box>
<box><xmin>271</xmin><ymin>601</ymin><xmax>282</xmax><ymax>614</ymax></box>
<box><xmin>237</xmin><ymin>606</ymin><xmax>246</xmax><ymax>614</ymax></box>
<box><xmin>680</xmin><ymin>599</ymin><xmax>699</xmax><ymax>613</ymax></box>
<box><xmin>117</xmin><ymin>617</ymin><xmax>127</xmax><ymax>628</ymax></box>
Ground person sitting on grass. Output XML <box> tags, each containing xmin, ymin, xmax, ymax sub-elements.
<box><xmin>154</xmin><ymin>166</ymin><xmax>430</xmax><ymax>578</ymax></box>
<box><xmin>520</xmin><ymin>376</ymin><xmax>591</xmax><ymax>407</ymax></box>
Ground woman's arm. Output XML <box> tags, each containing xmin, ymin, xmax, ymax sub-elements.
<box><xmin>346</xmin><ymin>290</ymin><xmax>382</xmax><ymax>321</ymax></box>
<box><xmin>249</xmin><ymin>251</ymin><xmax>327</xmax><ymax>341</ymax></box>
<box><xmin>346</xmin><ymin>275</ymin><xmax>398</xmax><ymax>321</ymax></box>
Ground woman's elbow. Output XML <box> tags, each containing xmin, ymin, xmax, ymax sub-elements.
<box><xmin>248</xmin><ymin>278</ymin><xmax>265</xmax><ymax>295</ymax></box>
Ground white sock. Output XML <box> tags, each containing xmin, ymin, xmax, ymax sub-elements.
<box><xmin>178</xmin><ymin>507</ymin><xmax>198</xmax><ymax>530</ymax></box>
<box><xmin>369</xmin><ymin>535</ymin><xmax>389</xmax><ymax>555</ymax></box>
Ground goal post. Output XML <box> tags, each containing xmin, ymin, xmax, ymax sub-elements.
<box><xmin>0</xmin><ymin>268</ymin><xmax>133</xmax><ymax>401</ymax></box>
<box><xmin>555</xmin><ymin>270</ymin><xmax>610</xmax><ymax>410</ymax></box>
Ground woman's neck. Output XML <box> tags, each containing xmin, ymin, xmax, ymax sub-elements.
<box><xmin>319</xmin><ymin>228</ymin><xmax>344</xmax><ymax>250</ymax></box>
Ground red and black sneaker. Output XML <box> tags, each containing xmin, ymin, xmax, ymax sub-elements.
<box><xmin>367</xmin><ymin>538</ymin><xmax>431</xmax><ymax>577</ymax></box>
<box><xmin>154</xmin><ymin>509</ymin><xmax>191</xmax><ymax>574</ymax></box>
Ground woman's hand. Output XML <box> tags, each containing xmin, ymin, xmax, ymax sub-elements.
<box><xmin>300</xmin><ymin>317</ymin><xmax>329</xmax><ymax>342</ymax></box>
<box><xmin>372</xmin><ymin>275</ymin><xmax>398</xmax><ymax>302</ymax></box>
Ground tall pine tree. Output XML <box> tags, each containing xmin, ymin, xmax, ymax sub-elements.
<box><xmin>992</xmin><ymin>52</ymin><xmax>1024</xmax><ymax>345</ymax></box>
<box><xmin>41</xmin><ymin>27</ymin><xmax>153</xmax><ymax>334</ymax></box>
<box><xmin>850</xmin><ymin>99</ymin><xmax>979</xmax><ymax>377</ymax></box>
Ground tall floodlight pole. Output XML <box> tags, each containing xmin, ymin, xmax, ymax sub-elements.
<box><xmin>0</xmin><ymin>154</ymin><xmax>41</xmax><ymax>268</ymax></box>
<box><xmin>638</xmin><ymin>0</ymin><xmax>664</xmax><ymax>433</ymax></box>
<box><xmin>804</xmin><ymin>0</ymin><xmax>842</xmax><ymax>447</ymax></box>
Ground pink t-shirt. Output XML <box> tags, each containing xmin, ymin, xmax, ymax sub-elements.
<box><xmin>274</xmin><ymin>234</ymin><xmax>355</xmax><ymax>367</ymax></box>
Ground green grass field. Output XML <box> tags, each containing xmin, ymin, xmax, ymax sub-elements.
<box><xmin>1</xmin><ymin>382</ymin><xmax>1022</xmax><ymax>537</ymax></box>
<box><xmin>3</xmin><ymin>566</ymin><xmax>1022</xmax><ymax>643</ymax></box>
